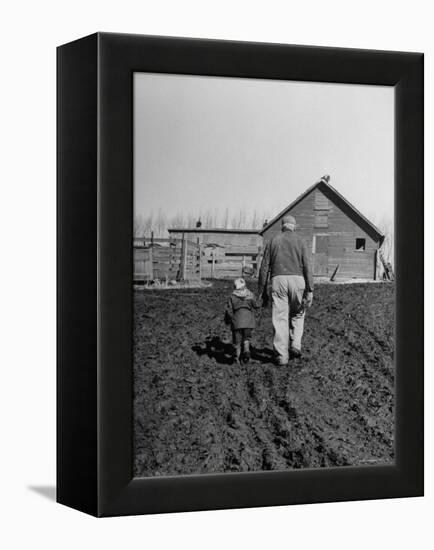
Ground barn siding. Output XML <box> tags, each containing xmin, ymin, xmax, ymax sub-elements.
<box><xmin>262</xmin><ymin>188</ymin><xmax>379</xmax><ymax>279</ymax></box>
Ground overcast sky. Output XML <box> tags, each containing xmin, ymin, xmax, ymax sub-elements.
<box><xmin>134</xmin><ymin>73</ymin><xmax>394</xmax><ymax>228</ymax></box>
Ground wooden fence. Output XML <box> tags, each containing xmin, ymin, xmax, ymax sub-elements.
<box><xmin>134</xmin><ymin>236</ymin><xmax>263</xmax><ymax>283</ymax></box>
<box><xmin>134</xmin><ymin>237</ymin><xmax>201</xmax><ymax>283</ymax></box>
<box><xmin>201</xmin><ymin>250</ymin><xmax>261</xmax><ymax>279</ymax></box>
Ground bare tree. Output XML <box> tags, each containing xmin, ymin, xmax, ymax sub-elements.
<box><xmin>250</xmin><ymin>209</ymin><xmax>260</xmax><ymax>229</ymax></box>
<box><xmin>368</xmin><ymin>214</ymin><xmax>394</xmax><ymax>280</ymax></box>
<box><xmin>134</xmin><ymin>214</ymin><xmax>145</xmax><ymax>237</ymax></box>
<box><xmin>202</xmin><ymin>210</ymin><xmax>214</xmax><ymax>228</ymax></box>
<box><xmin>144</xmin><ymin>211</ymin><xmax>154</xmax><ymax>235</ymax></box>
<box><xmin>259</xmin><ymin>208</ymin><xmax>274</xmax><ymax>228</ymax></box>
<box><xmin>215</xmin><ymin>209</ymin><xmax>221</xmax><ymax>227</ymax></box>
<box><xmin>154</xmin><ymin>208</ymin><xmax>167</xmax><ymax>237</ymax></box>
<box><xmin>240</xmin><ymin>209</ymin><xmax>247</xmax><ymax>229</ymax></box>
<box><xmin>377</xmin><ymin>216</ymin><xmax>394</xmax><ymax>267</ymax></box>
<box><xmin>170</xmin><ymin>213</ymin><xmax>186</xmax><ymax>228</ymax></box>
<box><xmin>229</xmin><ymin>211</ymin><xmax>239</xmax><ymax>229</ymax></box>
<box><xmin>222</xmin><ymin>207</ymin><xmax>229</xmax><ymax>229</ymax></box>
<box><xmin>187</xmin><ymin>213</ymin><xmax>197</xmax><ymax>228</ymax></box>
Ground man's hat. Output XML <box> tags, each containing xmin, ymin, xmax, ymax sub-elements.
<box><xmin>282</xmin><ymin>215</ymin><xmax>296</xmax><ymax>226</ymax></box>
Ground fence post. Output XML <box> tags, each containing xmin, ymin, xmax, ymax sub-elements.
<box><xmin>197</xmin><ymin>238</ymin><xmax>201</xmax><ymax>281</ymax></box>
<box><xmin>255</xmin><ymin>247</ymin><xmax>262</xmax><ymax>278</ymax></box>
<box><xmin>148</xmin><ymin>246</ymin><xmax>154</xmax><ymax>281</ymax></box>
<box><xmin>198</xmin><ymin>244</ymin><xmax>202</xmax><ymax>280</ymax></box>
<box><xmin>178</xmin><ymin>232</ymin><xmax>187</xmax><ymax>281</ymax></box>
<box><xmin>211</xmin><ymin>250</ymin><xmax>215</xmax><ymax>279</ymax></box>
<box><xmin>183</xmin><ymin>238</ymin><xmax>188</xmax><ymax>280</ymax></box>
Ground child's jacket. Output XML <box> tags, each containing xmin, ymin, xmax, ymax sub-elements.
<box><xmin>225</xmin><ymin>288</ymin><xmax>260</xmax><ymax>330</ymax></box>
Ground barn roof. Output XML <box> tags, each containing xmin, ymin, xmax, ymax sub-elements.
<box><xmin>168</xmin><ymin>227</ymin><xmax>259</xmax><ymax>234</ymax></box>
<box><xmin>259</xmin><ymin>179</ymin><xmax>385</xmax><ymax>244</ymax></box>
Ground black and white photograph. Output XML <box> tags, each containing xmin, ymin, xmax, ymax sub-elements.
<box><xmin>1</xmin><ymin>0</ymin><xmax>430</xmax><ymax>541</ymax></box>
<box><xmin>133</xmin><ymin>73</ymin><xmax>395</xmax><ymax>477</ymax></box>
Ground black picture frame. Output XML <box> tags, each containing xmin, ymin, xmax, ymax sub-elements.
<box><xmin>57</xmin><ymin>32</ymin><xmax>424</xmax><ymax>517</ymax></box>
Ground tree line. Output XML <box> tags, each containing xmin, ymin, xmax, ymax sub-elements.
<box><xmin>134</xmin><ymin>208</ymin><xmax>273</xmax><ymax>238</ymax></box>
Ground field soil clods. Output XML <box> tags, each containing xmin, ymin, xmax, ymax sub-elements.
<box><xmin>134</xmin><ymin>280</ymin><xmax>395</xmax><ymax>476</ymax></box>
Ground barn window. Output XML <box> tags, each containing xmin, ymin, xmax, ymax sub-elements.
<box><xmin>314</xmin><ymin>235</ymin><xmax>329</xmax><ymax>254</ymax></box>
<box><xmin>314</xmin><ymin>211</ymin><xmax>328</xmax><ymax>228</ymax></box>
<box><xmin>355</xmin><ymin>238</ymin><xmax>366</xmax><ymax>251</ymax></box>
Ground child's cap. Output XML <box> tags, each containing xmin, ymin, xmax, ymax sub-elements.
<box><xmin>234</xmin><ymin>278</ymin><xmax>246</xmax><ymax>290</ymax></box>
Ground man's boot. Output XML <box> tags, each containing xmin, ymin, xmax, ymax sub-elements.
<box><xmin>290</xmin><ymin>347</ymin><xmax>301</xmax><ymax>359</ymax></box>
<box><xmin>242</xmin><ymin>340</ymin><xmax>251</xmax><ymax>363</ymax></box>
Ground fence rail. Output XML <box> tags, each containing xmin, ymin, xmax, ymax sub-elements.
<box><xmin>133</xmin><ymin>236</ymin><xmax>262</xmax><ymax>283</ymax></box>
<box><xmin>134</xmin><ymin>237</ymin><xmax>201</xmax><ymax>283</ymax></box>
<box><xmin>201</xmin><ymin>251</ymin><xmax>261</xmax><ymax>279</ymax></box>
<box><xmin>133</xmin><ymin>236</ymin><xmax>198</xmax><ymax>248</ymax></box>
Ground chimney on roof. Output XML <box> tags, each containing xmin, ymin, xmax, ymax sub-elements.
<box><xmin>196</xmin><ymin>218</ymin><xmax>202</xmax><ymax>228</ymax></box>
<box><xmin>320</xmin><ymin>175</ymin><xmax>330</xmax><ymax>184</ymax></box>
<box><xmin>262</xmin><ymin>219</ymin><xmax>268</xmax><ymax>228</ymax></box>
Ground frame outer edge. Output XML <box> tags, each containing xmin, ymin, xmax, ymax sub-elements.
<box><xmin>91</xmin><ymin>34</ymin><xmax>424</xmax><ymax>516</ymax></box>
<box><xmin>56</xmin><ymin>33</ymin><xmax>99</xmax><ymax>517</ymax></box>
<box><xmin>394</xmin><ymin>53</ymin><xmax>424</xmax><ymax>495</ymax></box>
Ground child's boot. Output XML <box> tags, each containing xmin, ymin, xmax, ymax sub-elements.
<box><xmin>233</xmin><ymin>344</ymin><xmax>241</xmax><ymax>364</ymax></box>
<box><xmin>242</xmin><ymin>340</ymin><xmax>251</xmax><ymax>363</ymax></box>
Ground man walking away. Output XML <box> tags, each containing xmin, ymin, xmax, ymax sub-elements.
<box><xmin>258</xmin><ymin>215</ymin><xmax>314</xmax><ymax>365</ymax></box>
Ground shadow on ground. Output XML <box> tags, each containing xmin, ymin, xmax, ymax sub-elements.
<box><xmin>28</xmin><ymin>486</ymin><xmax>56</xmax><ymax>502</ymax></box>
<box><xmin>192</xmin><ymin>335</ymin><xmax>274</xmax><ymax>365</ymax></box>
<box><xmin>192</xmin><ymin>336</ymin><xmax>233</xmax><ymax>364</ymax></box>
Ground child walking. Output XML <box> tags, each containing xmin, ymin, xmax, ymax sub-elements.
<box><xmin>224</xmin><ymin>278</ymin><xmax>261</xmax><ymax>364</ymax></box>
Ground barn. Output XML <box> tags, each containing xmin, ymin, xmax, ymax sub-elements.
<box><xmin>159</xmin><ymin>177</ymin><xmax>385</xmax><ymax>281</ymax></box>
<box><xmin>260</xmin><ymin>176</ymin><xmax>385</xmax><ymax>280</ymax></box>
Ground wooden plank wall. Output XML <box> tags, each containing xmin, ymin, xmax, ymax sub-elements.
<box><xmin>200</xmin><ymin>252</ymin><xmax>260</xmax><ymax>279</ymax></box>
<box><xmin>133</xmin><ymin>239</ymin><xmax>201</xmax><ymax>283</ymax></box>
<box><xmin>262</xmin><ymin>189</ymin><xmax>379</xmax><ymax>279</ymax></box>
<box><xmin>169</xmin><ymin>230</ymin><xmax>262</xmax><ymax>280</ymax></box>
<box><xmin>169</xmin><ymin>230</ymin><xmax>261</xmax><ymax>252</ymax></box>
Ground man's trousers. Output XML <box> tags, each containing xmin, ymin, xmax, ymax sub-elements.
<box><xmin>271</xmin><ymin>275</ymin><xmax>306</xmax><ymax>362</ymax></box>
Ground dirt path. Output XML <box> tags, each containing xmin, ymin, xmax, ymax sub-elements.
<box><xmin>133</xmin><ymin>281</ymin><xmax>395</xmax><ymax>476</ymax></box>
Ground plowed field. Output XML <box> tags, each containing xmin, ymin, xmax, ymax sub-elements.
<box><xmin>134</xmin><ymin>280</ymin><xmax>394</xmax><ymax>476</ymax></box>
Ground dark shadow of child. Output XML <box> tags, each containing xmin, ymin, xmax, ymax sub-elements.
<box><xmin>192</xmin><ymin>336</ymin><xmax>274</xmax><ymax>365</ymax></box>
<box><xmin>192</xmin><ymin>336</ymin><xmax>234</xmax><ymax>364</ymax></box>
